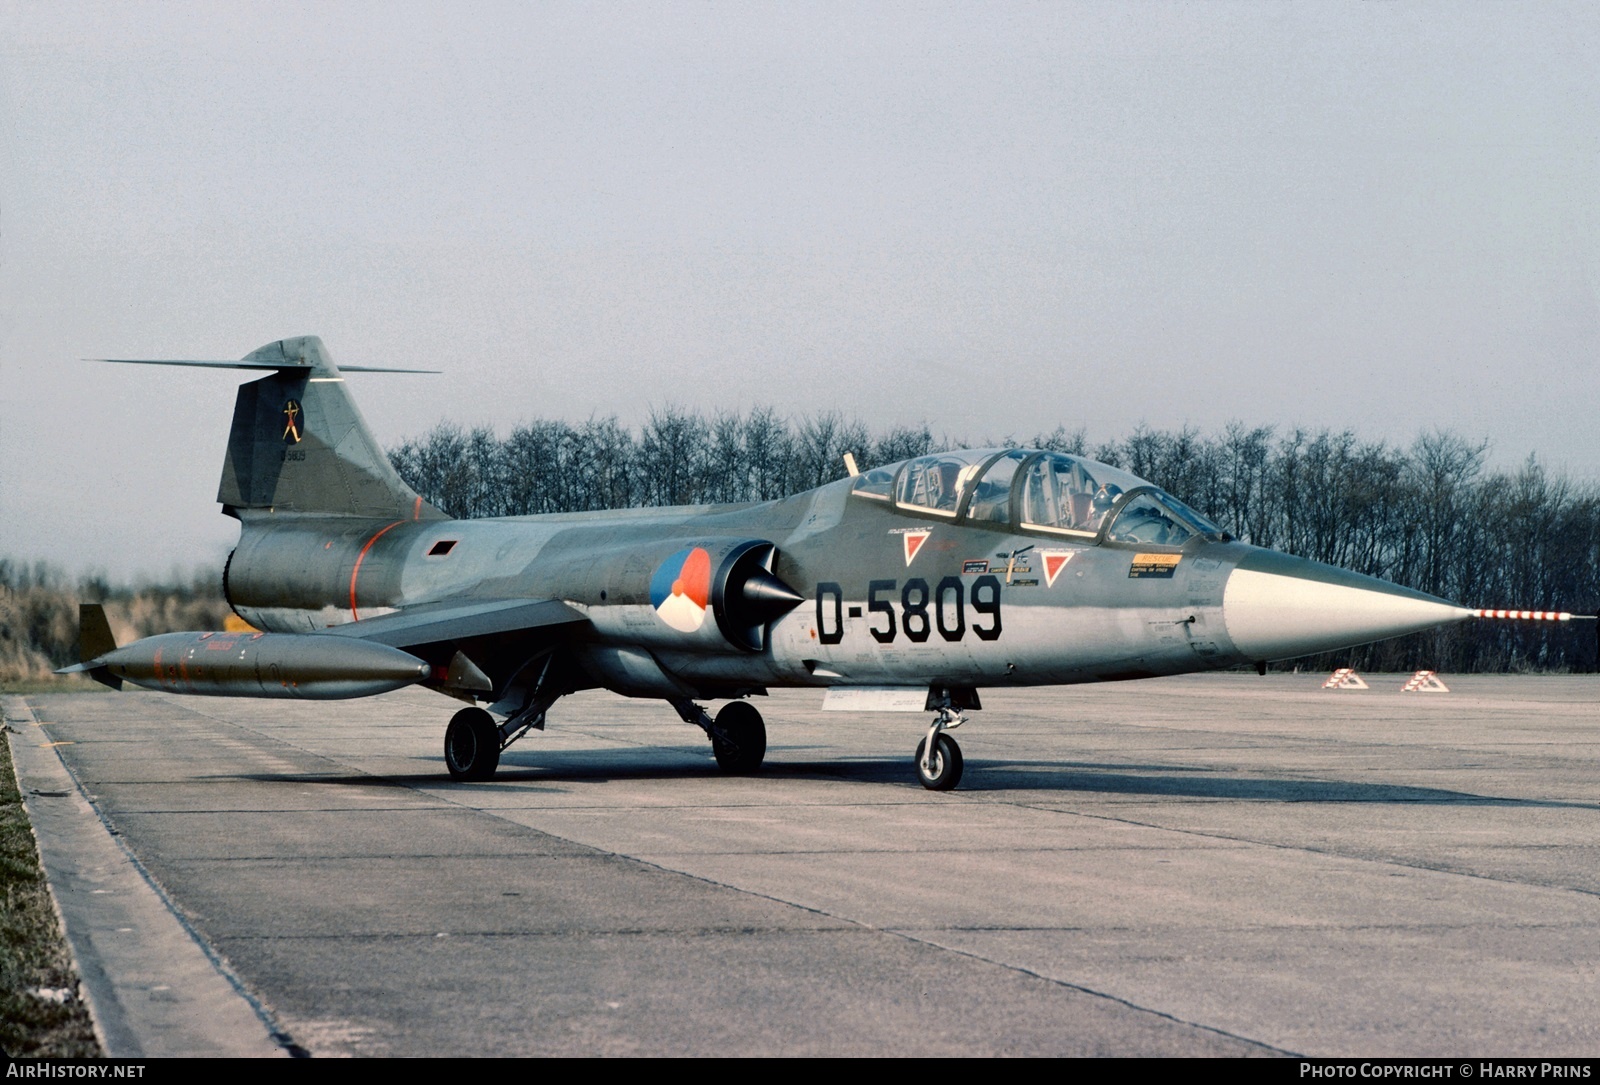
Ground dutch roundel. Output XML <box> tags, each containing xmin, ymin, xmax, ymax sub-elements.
<box><xmin>650</xmin><ymin>547</ymin><xmax>713</xmax><ymax>632</ymax></box>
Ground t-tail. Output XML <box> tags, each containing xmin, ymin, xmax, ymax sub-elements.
<box><xmin>99</xmin><ymin>336</ymin><xmax>447</xmax><ymax>522</ymax></box>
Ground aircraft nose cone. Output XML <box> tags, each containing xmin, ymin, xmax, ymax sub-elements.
<box><xmin>1222</xmin><ymin>551</ymin><xmax>1474</xmax><ymax>661</ymax></box>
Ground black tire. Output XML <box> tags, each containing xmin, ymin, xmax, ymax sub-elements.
<box><xmin>444</xmin><ymin>707</ymin><xmax>501</xmax><ymax>781</ymax></box>
<box><xmin>711</xmin><ymin>701</ymin><xmax>767</xmax><ymax>774</ymax></box>
<box><xmin>914</xmin><ymin>734</ymin><xmax>963</xmax><ymax>791</ymax></box>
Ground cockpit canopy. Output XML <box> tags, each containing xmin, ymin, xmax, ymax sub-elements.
<box><xmin>850</xmin><ymin>448</ymin><xmax>1224</xmax><ymax>547</ymax></box>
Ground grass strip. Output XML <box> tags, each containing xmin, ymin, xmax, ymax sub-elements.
<box><xmin>0</xmin><ymin>706</ymin><xmax>101</xmax><ymax>1057</ymax></box>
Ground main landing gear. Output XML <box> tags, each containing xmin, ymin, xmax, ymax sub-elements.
<box><xmin>711</xmin><ymin>701</ymin><xmax>767</xmax><ymax>773</ymax></box>
<box><xmin>444</xmin><ymin>695</ymin><xmax>768</xmax><ymax>782</ymax></box>
<box><xmin>443</xmin><ymin>678</ymin><xmax>560</xmax><ymax>782</ymax></box>
<box><xmin>444</xmin><ymin>707</ymin><xmax>500</xmax><ymax>781</ymax></box>
<box><xmin>671</xmin><ymin>698</ymin><xmax>767</xmax><ymax>774</ymax></box>
<box><xmin>914</xmin><ymin>691</ymin><xmax>968</xmax><ymax>791</ymax></box>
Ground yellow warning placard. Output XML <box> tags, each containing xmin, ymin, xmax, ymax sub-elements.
<box><xmin>1129</xmin><ymin>553</ymin><xmax>1182</xmax><ymax>579</ymax></box>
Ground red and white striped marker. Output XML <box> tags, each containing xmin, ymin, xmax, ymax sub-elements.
<box><xmin>1323</xmin><ymin>668</ymin><xmax>1368</xmax><ymax>690</ymax></box>
<box><xmin>1402</xmin><ymin>670</ymin><xmax>1450</xmax><ymax>693</ymax></box>
<box><xmin>1474</xmin><ymin>609</ymin><xmax>1574</xmax><ymax>621</ymax></box>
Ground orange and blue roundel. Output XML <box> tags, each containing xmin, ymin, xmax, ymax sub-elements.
<box><xmin>650</xmin><ymin>547</ymin><xmax>712</xmax><ymax>632</ymax></box>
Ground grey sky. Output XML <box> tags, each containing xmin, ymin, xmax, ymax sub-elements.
<box><xmin>2</xmin><ymin>2</ymin><xmax>1596</xmax><ymax>579</ymax></box>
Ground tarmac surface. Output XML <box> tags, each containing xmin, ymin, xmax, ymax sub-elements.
<box><xmin>6</xmin><ymin>673</ymin><xmax>1599</xmax><ymax>1057</ymax></box>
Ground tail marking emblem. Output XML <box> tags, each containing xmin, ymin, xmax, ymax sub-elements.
<box><xmin>282</xmin><ymin>400</ymin><xmax>303</xmax><ymax>443</ymax></box>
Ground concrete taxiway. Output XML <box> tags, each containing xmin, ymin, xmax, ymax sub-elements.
<box><xmin>7</xmin><ymin>673</ymin><xmax>1599</xmax><ymax>1057</ymax></box>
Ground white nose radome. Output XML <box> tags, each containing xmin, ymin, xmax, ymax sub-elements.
<box><xmin>1223</xmin><ymin>557</ymin><xmax>1474</xmax><ymax>661</ymax></box>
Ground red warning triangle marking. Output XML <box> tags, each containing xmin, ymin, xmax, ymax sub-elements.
<box><xmin>1041</xmin><ymin>550</ymin><xmax>1074</xmax><ymax>587</ymax></box>
<box><xmin>903</xmin><ymin>530</ymin><xmax>930</xmax><ymax>566</ymax></box>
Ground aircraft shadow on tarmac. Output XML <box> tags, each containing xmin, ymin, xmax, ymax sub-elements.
<box><xmin>233</xmin><ymin>748</ymin><xmax>1590</xmax><ymax>808</ymax></box>
<box><xmin>950</xmin><ymin>761</ymin><xmax>1591</xmax><ymax>806</ymax></box>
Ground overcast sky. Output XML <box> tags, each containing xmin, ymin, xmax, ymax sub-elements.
<box><xmin>2</xmin><ymin>1</ymin><xmax>1597</xmax><ymax>580</ymax></box>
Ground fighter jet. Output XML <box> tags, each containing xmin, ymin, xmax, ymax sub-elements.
<box><xmin>63</xmin><ymin>336</ymin><xmax>1475</xmax><ymax>789</ymax></box>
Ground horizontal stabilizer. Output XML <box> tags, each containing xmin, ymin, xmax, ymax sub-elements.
<box><xmin>92</xmin><ymin>358</ymin><xmax>438</xmax><ymax>373</ymax></box>
<box><xmin>319</xmin><ymin>598</ymin><xmax>588</xmax><ymax>650</ymax></box>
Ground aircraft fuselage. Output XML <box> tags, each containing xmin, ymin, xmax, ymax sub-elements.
<box><xmin>224</xmin><ymin>473</ymin><xmax>1462</xmax><ymax>701</ymax></box>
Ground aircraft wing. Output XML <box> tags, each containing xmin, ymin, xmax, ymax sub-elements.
<box><xmin>316</xmin><ymin>598</ymin><xmax>587</xmax><ymax>650</ymax></box>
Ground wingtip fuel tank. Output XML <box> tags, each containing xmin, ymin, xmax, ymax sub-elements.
<box><xmin>62</xmin><ymin>630</ymin><xmax>431</xmax><ymax>699</ymax></box>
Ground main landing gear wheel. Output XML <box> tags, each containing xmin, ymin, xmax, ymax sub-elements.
<box><xmin>712</xmin><ymin>701</ymin><xmax>767</xmax><ymax>774</ymax></box>
<box><xmin>914</xmin><ymin>733</ymin><xmax>963</xmax><ymax>791</ymax></box>
<box><xmin>444</xmin><ymin>707</ymin><xmax>501</xmax><ymax>781</ymax></box>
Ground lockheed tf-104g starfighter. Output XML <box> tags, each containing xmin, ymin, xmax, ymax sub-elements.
<box><xmin>64</xmin><ymin>337</ymin><xmax>1475</xmax><ymax>789</ymax></box>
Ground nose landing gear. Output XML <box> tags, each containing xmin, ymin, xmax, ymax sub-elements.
<box><xmin>914</xmin><ymin>690</ymin><xmax>968</xmax><ymax>790</ymax></box>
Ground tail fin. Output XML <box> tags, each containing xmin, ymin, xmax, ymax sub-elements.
<box><xmin>217</xmin><ymin>337</ymin><xmax>446</xmax><ymax>520</ymax></box>
<box><xmin>97</xmin><ymin>336</ymin><xmax>445</xmax><ymax>521</ymax></box>
<box><xmin>79</xmin><ymin>602</ymin><xmax>118</xmax><ymax>662</ymax></box>
<box><xmin>59</xmin><ymin>603</ymin><xmax>121</xmax><ymax>688</ymax></box>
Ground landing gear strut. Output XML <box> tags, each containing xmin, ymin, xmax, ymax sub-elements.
<box><xmin>914</xmin><ymin>690</ymin><xmax>967</xmax><ymax>791</ymax></box>
<box><xmin>671</xmin><ymin>698</ymin><xmax>767</xmax><ymax>774</ymax></box>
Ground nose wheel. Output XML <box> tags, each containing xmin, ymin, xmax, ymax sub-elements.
<box><xmin>914</xmin><ymin>733</ymin><xmax>964</xmax><ymax>790</ymax></box>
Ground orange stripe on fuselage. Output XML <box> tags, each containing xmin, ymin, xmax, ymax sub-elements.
<box><xmin>349</xmin><ymin>521</ymin><xmax>406</xmax><ymax>620</ymax></box>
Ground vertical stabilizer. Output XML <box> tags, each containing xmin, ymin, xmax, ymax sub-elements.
<box><xmin>217</xmin><ymin>337</ymin><xmax>446</xmax><ymax>521</ymax></box>
<box><xmin>79</xmin><ymin>603</ymin><xmax>118</xmax><ymax>661</ymax></box>
<box><xmin>77</xmin><ymin>603</ymin><xmax>122</xmax><ymax>689</ymax></box>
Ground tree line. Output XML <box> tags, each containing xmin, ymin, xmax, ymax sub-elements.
<box><xmin>386</xmin><ymin>410</ymin><xmax>945</xmax><ymax>517</ymax></box>
<box><xmin>0</xmin><ymin>561</ymin><xmax>231</xmax><ymax>686</ymax></box>
<box><xmin>389</xmin><ymin>411</ymin><xmax>1600</xmax><ymax>674</ymax></box>
<box><xmin>3</xmin><ymin>415</ymin><xmax>1591</xmax><ymax>682</ymax></box>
